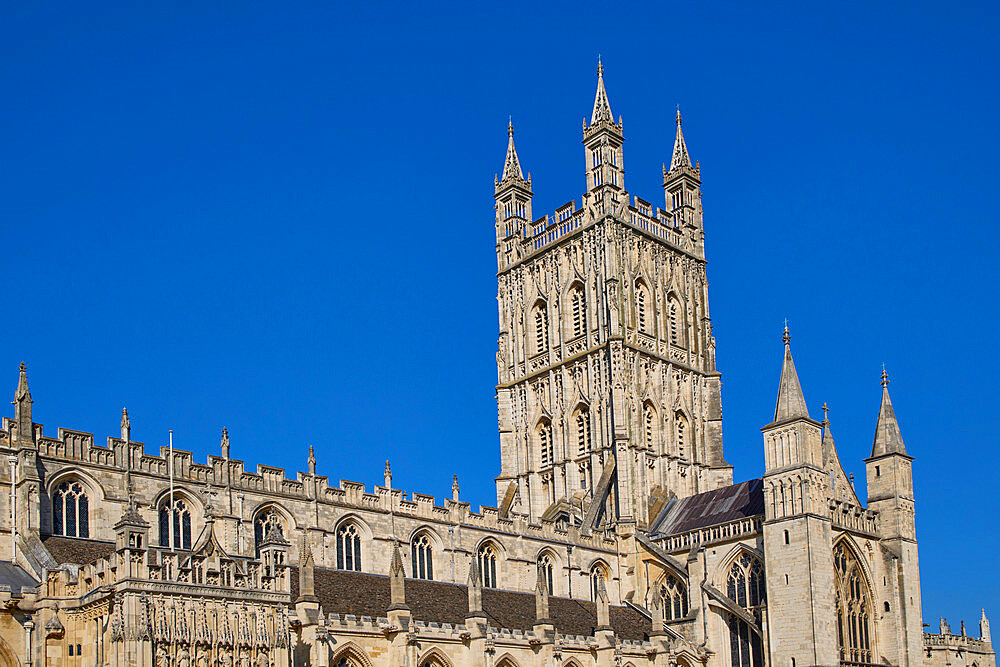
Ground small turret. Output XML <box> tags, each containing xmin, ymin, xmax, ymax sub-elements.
<box><xmin>494</xmin><ymin>120</ymin><xmax>534</xmax><ymax>267</ymax></box>
<box><xmin>583</xmin><ymin>59</ymin><xmax>625</xmax><ymax>194</ymax></box>
<box><xmin>864</xmin><ymin>368</ymin><xmax>915</xmax><ymax>539</ymax></box>
<box><xmin>120</xmin><ymin>407</ymin><xmax>131</xmax><ymax>442</ymax></box>
<box><xmin>663</xmin><ymin>108</ymin><xmax>704</xmax><ymax>253</ymax></box>
<box><xmin>981</xmin><ymin>609</ymin><xmax>991</xmax><ymax>642</ymax></box>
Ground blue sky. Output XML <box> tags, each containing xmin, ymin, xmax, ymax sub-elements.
<box><xmin>2</xmin><ymin>2</ymin><xmax>998</xmax><ymax>626</ymax></box>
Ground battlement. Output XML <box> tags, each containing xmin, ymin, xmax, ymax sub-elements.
<box><xmin>829</xmin><ymin>499</ymin><xmax>880</xmax><ymax>537</ymax></box>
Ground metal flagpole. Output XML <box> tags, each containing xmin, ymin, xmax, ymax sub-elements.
<box><xmin>169</xmin><ymin>430</ymin><xmax>174</xmax><ymax>550</ymax></box>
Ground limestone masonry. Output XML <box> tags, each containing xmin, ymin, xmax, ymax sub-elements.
<box><xmin>0</xmin><ymin>62</ymin><xmax>991</xmax><ymax>667</ymax></box>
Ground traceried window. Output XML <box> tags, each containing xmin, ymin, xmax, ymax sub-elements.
<box><xmin>411</xmin><ymin>533</ymin><xmax>434</xmax><ymax>580</ymax></box>
<box><xmin>575</xmin><ymin>407</ymin><xmax>591</xmax><ymax>456</ymax></box>
<box><xmin>668</xmin><ymin>294</ymin><xmax>684</xmax><ymax>346</ymax></box>
<box><xmin>726</xmin><ymin>552</ymin><xmax>765</xmax><ymax>667</ymax></box>
<box><xmin>538</xmin><ymin>552</ymin><xmax>554</xmax><ymax>595</ymax></box>
<box><xmin>644</xmin><ymin>403</ymin><xmax>656</xmax><ymax>449</ymax></box>
<box><xmin>538</xmin><ymin>420</ymin><xmax>554</xmax><ymax>468</ymax></box>
<box><xmin>659</xmin><ymin>574</ymin><xmax>689</xmax><ymax>620</ymax></box>
<box><xmin>592</xmin><ymin>147</ymin><xmax>602</xmax><ymax>167</ymax></box>
<box><xmin>336</xmin><ymin>523</ymin><xmax>362</xmax><ymax>571</ymax></box>
<box><xmin>478</xmin><ymin>543</ymin><xmax>498</xmax><ymax>588</ymax></box>
<box><xmin>835</xmin><ymin>541</ymin><xmax>875</xmax><ymax>665</ymax></box>
<box><xmin>253</xmin><ymin>508</ymin><xmax>284</xmax><ymax>555</ymax></box>
<box><xmin>532</xmin><ymin>302</ymin><xmax>549</xmax><ymax>355</ymax></box>
<box><xmin>590</xmin><ymin>563</ymin><xmax>608</xmax><ymax>602</ymax></box>
<box><xmin>636</xmin><ymin>280</ymin><xmax>650</xmax><ymax>333</ymax></box>
<box><xmin>52</xmin><ymin>481</ymin><xmax>89</xmax><ymax>538</ymax></box>
<box><xmin>158</xmin><ymin>497</ymin><xmax>192</xmax><ymax>550</ymax></box>
<box><xmin>675</xmin><ymin>411</ymin><xmax>689</xmax><ymax>459</ymax></box>
<box><xmin>570</xmin><ymin>286</ymin><xmax>587</xmax><ymax>338</ymax></box>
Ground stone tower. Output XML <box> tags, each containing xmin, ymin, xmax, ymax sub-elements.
<box><xmin>865</xmin><ymin>370</ymin><xmax>924</xmax><ymax>666</ymax></box>
<box><xmin>493</xmin><ymin>63</ymin><xmax>731</xmax><ymax>528</ymax></box>
<box><xmin>760</xmin><ymin>329</ymin><xmax>839</xmax><ymax>667</ymax></box>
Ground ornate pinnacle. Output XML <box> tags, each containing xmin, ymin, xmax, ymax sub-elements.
<box><xmin>881</xmin><ymin>365</ymin><xmax>890</xmax><ymax>388</ymax></box>
<box><xmin>782</xmin><ymin>321</ymin><xmax>790</xmax><ymax>345</ymax></box>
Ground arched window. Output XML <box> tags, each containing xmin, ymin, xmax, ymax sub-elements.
<box><xmin>675</xmin><ymin>411</ymin><xmax>689</xmax><ymax>459</ymax></box>
<box><xmin>478</xmin><ymin>543</ymin><xmax>498</xmax><ymax>589</ymax></box>
<box><xmin>574</xmin><ymin>406</ymin><xmax>591</xmax><ymax>456</ymax></box>
<box><xmin>532</xmin><ymin>301</ymin><xmax>549</xmax><ymax>355</ymax></box>
<box><xmin>336</xmin><ymin>523</ymin><xmax>362</xmax><ymax>571</ymax></box>
<box><xmin>635</xmin><ymin>280</ymin><xmax>650</xmax><ymax>334</ymax></box>
<box><xmin>570</xmin><ymin>286</ymin><xmax>586</xmax><ymax>338</ymax></box>
<box><xmin>668</xmin><ymin>294</ymin><xmax>684</xmax><ymax>346</ymax></box>
<box><xmin>537</xmin><ymin>552</ymin><xmax>554</xmax><ymax>595</ymax></box>
<box><xmin>590</xmin><ymin>563</ymin><xmax>608</xmax><ymax>602</ymax></box>
<box><xmin>726</xmin><ymin>552</ymin><xmax>765</xmax><ymax>667</ymax></box>
<box><xmin>835</xmin><ymin>541</ymin><xmax>875</xmax><ymax>664</ymax></box>
<box><xmin>643</xmin><ymin>403</ymin><xmax>656</xmax><ymax>449</ymax></box>
<box><xmin>158</xmin><ymin>497</ymin><xmax>192</xmax><ymax>550</ymax></box>
<box><xmin>411</xmin><ymin>532</ymin><xmax>434</xmax><ymax>580</ymax></box>
<box><xmin>659</xmin><ymin>574</ymin><xmax>689</xmax><ymax>620</ymax></box>
<box><xmin>253</xmin><ymin>508</ymin><xmax>285</xmax><ymax>555</ymax></box>
<box><xmin>52</xmin><ymin>481</ymin><xmax>89</xmax><ymax>538</ymax></box>
<box><xmin>538</xmin><ymin>420</ymin><xmax>554</xmax><ymax>468</ymax></box>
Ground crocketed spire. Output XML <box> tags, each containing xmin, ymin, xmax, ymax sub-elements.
<box><xmin>501</xmin><ymin>119</ymin><xmax>524</xmax><ymax>181</ymax></box>
<box><xmin>773</xmin><ymin>326</ymin><xmax>810</xmax><ymax>422</ymax></box>
<box><xmin>669</xmin><ymin>108</ymin><xmax>692</xmax><ymax>171</ymax></box>
<box><xmin>591</xmin><ymin>58</ymin><xmax>614</xmax><ymax>124</ymax></box>
<box><xmin>871</xmin><ymin>368</ymin><xmax>907</xmax><ymax>457</ymax></box>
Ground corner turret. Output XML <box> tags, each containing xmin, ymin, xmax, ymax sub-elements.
<box><xmin>663</xmin><ymin>109</ymin><xmax>704</xmax><ymax>253</ymax></box>
<box><xmin>494</xmin><ymin>120</ymin><xmax>533</xmax><ymax>268</ymax></box>
<box><xmin>583</xmin><ymin>59</ymin><xmax>625</xmax><ymax>196</ymax></box>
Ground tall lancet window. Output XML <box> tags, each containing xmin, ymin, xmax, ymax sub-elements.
<box><xmin>478</xmin><ymin>543</ymin><xmax>498</xmax><ymax>588</ymax></box>
<box><xmin>411</xmin><ymin>532</ymin><xmax>434</xmax><ymax>580</ymax></box>
<box><xmin>336</xmin><ymin>523</ymin><xmax>362</xmax><ymax>571</ymax></box>
<box><xmin>537</xmin><ymin>552</ymin><xmax>554</xmax><ymax>595</ymax></box>
<box><xmin>643</xmin><ymin>403</ymin><xmax>656</xmax><ymax>449</ymax></box>
<box><xmin>636</xmin><ymin>280</ymin><xmax>650</xmax><ymax>334</ymax></box>
<box><xmin>575</xmin><ymin>407</ymin><xmax>591</xmax><ymax>456</ymax></box>
<box><xmin>532</xmin><ymin>301</ymin><xmax>549</xmax><ymax>355</ymax></box>
<box><xmin>570</xmin><ymin>286</ymin><xmax>586</xmax><ymax>338</ymax></box>
<box><xmin>726</xmin><ymin>552</ymin><xmax>765</xmax><ymax>667</ymax></box>
<box><xmin>835</xmin><ymin>541</ymin><xmax>875</xmax><ymax>664</ymax></box>
<box><xmin>675</xmin><ymin>411</ymin><xmax>689</xmax><ymax>459</ymax></box>
<box><xmin>159</xmin><ymin>497</ymin><xmax>192</xmax><ymax>550</ymax></box>
<box><xmin>52</xmin><ymin>481</ymin><xmax>89</xmax><ymax>538</ymax></box>
<box><xmin>538</xmin><ymin>420</ymin><xmax>554</xmax><ymax>468</ymax></box>
<box><xmin>668</xmin><ymin>294</ymin><xmax>684</xmax><ymax>346</ymax></box>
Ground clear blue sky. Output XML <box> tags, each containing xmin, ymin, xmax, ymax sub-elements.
<box><xmin>2</xmin><ymin>2</ymin><xmax>997</xmax><ymax>627</ymax></box>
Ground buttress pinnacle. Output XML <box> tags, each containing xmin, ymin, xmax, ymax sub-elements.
<box><xmin>501</xmin><ymin>119</ymin><xmax>524</xmax><ymax>181</ymax></box>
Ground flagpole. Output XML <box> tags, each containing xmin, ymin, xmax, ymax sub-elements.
<box><xmin>169</xmin><ymin>429</ymin><xmax>174</xmax><ymax>550</ymax></box>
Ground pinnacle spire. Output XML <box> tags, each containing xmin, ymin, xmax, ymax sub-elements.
<box><xmin>500</xmin><ymin>119</ymin><xmax>524</xmax><ymax>181</ymax></box>
<box><xmin>15</xmin><ymin>362</ymin><xmax>30</xmax><ymax>403</ymax></box>
<box><xmin>871</xmin><ymin>368</ymin><xmax>907</xmax><ymax>457</ymax></box>
<box><xmin>773</xmin><ymin>325</ymin><xmax>810</xmax><ymax>422</ymax></box>
<box><xmin>590</xmin><ymin>58</ymin><xmax>614</xmax><ymax>124</ymax></box>
<box><xmin>669</xmin><ymin>107</ymin><xmax>692</xmax><ymax>171</ymax></box>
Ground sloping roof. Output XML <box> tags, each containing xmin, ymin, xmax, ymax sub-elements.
<box><xmin>293</xmin><ymin>567</ymin><xmax>649</xmax><ymax>641</ymax></box>
<box><xmin>0</xmin><ymin>561</ymin><xmax>38</xmax><ymax>594</ymax></box>
<box><xmin>650</xmin><ymin>479</ymin><xmax>764</xmax><ymax>537</ymax></box>
<box><xmin>41</xmin><ymin>536</ymin><xmax>115</xmax><ymax>565</ymax></box>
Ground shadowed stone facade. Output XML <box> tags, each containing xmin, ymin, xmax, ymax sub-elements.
<box><xmin>0</xmin><ymin>62</ymin><xmax>992</xmax><ymax>667</ymax></box>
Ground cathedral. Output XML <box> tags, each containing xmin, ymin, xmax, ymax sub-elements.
<box><xmin>0</xmin><ymin>63</ymin><xmax>993</xmax><ymax>667</ymax></box>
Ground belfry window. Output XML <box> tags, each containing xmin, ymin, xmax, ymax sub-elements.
<box><xmin>478</xmin><ymin>544</ymin><xmax>498</xmax><ymax>588</ymax></box>
<box><xmin>726</xmin><ymin>552</ymin><xmax>766</xmax><ymax>667</ymax></box>
<box><xmin>636</xmin><ymin>281</ymin><xmax>649</xmax><ymax>333</ymax></box>
<box><xmin>835</xmin><ymin>541</ymin><xmax>875</xmax><ymax>664</ymax></box>
<box><xmin>538</xmin><ymin>420</ymin><xmax>554</xmax><ymax>468</ymax></box>
<box><xmin>532</xmin><ymin>302</ymin><xmax>549</xmax><ymax>355</ymax></box>
<box><xmin>336</xmin><ymin>523</ymin><xmax>362</xmax><ymax>571</ymax></box>
<box><xmin>575</xmin><ymin>407</ymin><xmax>591</xmax><ymax>456</ymax></box>
<box><xmin>158</xmin><ymin>497</ymin><xmax>192</xmax><ymax>550</ymax></box>
<box><xmin>538</xmin><ymin>552</ymin><xmax>554</xmax><ymax>595</ymax></box>
<box><xmin>411</xmin><ymin>533</ymin><xmax>434</xmax><ymax>580</ymax></box>
<box><xmin>52</xmin><ymin>481</ymin><xmax>89</xmax><ymax>538</ymax></box>
<box><xmin>571</xmin><ymin>287</ymin><xmax>586</xmax><ymax>338</ymax></box>
<box><xmin>659</xmin><ymin>573</ymin><xmax>689</xmax><ymax>620</ymax></box>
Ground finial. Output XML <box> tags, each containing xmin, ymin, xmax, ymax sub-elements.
<box><xmin>307</xmin><ymin>444</ymin><xmax>316</xmax><ymax>474</ymax></box>
<box><xmin>508</xmin><ymin>116</ymin><xmax>513</xmax><ymax>136</ymax></box>
<box><xmin>597</xmin><ymin>55</ymin><xmax>603</xmax><ymax>76</ymax></box>
<box><xmin>782</xmin><ymin>320</ymin><xmax>790</xmax><ymax>345</ymax></box>
<box><xmin>384</xmin><ymin>460</ymin><xmax>392</xmax><ymax>489</ymax></box>
<box><xmin>849</xmin><ymin>473</ymin><xmax>855</xmax><ymax>487</ymax></box>
<box><xmin>18</xmin><ymin>362</ymin><xmax>26</xmax><ymax>374</ymax></box>
<box><xmin>676</xmin><ymin>105</ymin><xmax>682</xmax><ymax>125</ymax></box>
<box><xmin>821</xmin><ymin>402</ymin><xmax>829</xmax><ymax>422</ymax></box>
<box><xmin>881</xmin><ymin>365</ymin><xmax>889</xmax><ymax>388</ymax></box>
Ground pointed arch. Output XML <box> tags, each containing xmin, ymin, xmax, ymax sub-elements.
<box><xmin>642</xmin><ymin>401</ymin><xmax>658</xmax><ymax>450</ymax></box>
<box><xmin>409</xmin><ymin>526</ymin><xmax>442</xmax><ymax>581</ymax></box>
<box><xmin>46</xmin><ymin>468</ymin><xmax>105</xmax><ymax>539</ymax></box>
<box><xmin>0</xmin><ymin>634</ymin><xmax>19</xmax><ymax>667</ymax></box>
<box><xmin>653</xmin><ymin>570</ymin><xmax>689</xmax><ymax>620</ymax></box>
<box><xmin>250</xmin><ymin>502</ymin><xmax>295</xmax><ymax>555</ymax></box>
<box><xmin>562</xmin><ymin>658</ymin><xmax>585</xmax><ymax>667</ymax></box>
<box><xmin>153</xmin><ymin>486</ymin><xmax>203</xmax><ymax>550</ymax></box>
<box><xmin>475</xmin><ymin>537</ymin><xmax>505</xmax><ymax>589</ymax></box>
<box><xmin>536</xmin><ymin>547</ymin><xmax>559</xmax><ymax>595</ymax></box>
<box><xmin>634</xmin><ymin>277</ymin><xmax>652</xmax><ymax>334</ymax></box>
<box><xmin>536</xmin><ymin>417</ymin><xmax>554</xmax><ymax>469</ymax></box>
<box><xmin>666</xmin><ymin>291</ymin><xmax>685</xmax><ymax>347</ymax></box>
<box><xmin>834</xmin><ymin>536</ymin><xmax>877</xmax><ymax>664</ymax></box>
<box><xmin>330</xmin><ymin>640</ymin><xmax>374</xmax><ymax>667</ymax></box>
<box><xmin>417</xmin><ymin>646</ymin><xmax>454</xmax><ymax>667</ymax></box>
<box><xmin>334</xmin><ymin>514</ymin><xmax>371</xmax><ymax>572</ymax></box>
<box><xmin>566</xmin><ymin>280</ymin><xmax>587</xmax><ymax>339</ymax></box>
<box><xmin>673</xmin><ymin>410</ymin><xmax>690</xmax><ymax>459</ymax></box>
<box><xmin>571</xmin><ymin>402</ymin><xmax>592</xmax><ymax>458</ymax></box>
<box><xmin>495</xmin><ymin>653</ymin><xmax>521</xmax><ymax>667</ymax></box>
<box><xmin>712</xmin><ymin>543</ymin><xmax>765</xmax><ymax>589</ymax></box>
<box><xmin>588</xmin><ymin>559</ymin><xmax>610</xmax><ymax>602</ymax></box>
<box><xmin>530</xmin><ymin>299</ymin><xmax>549</xmax><ymax>355</ymax></box>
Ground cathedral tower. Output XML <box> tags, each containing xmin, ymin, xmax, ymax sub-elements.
<box><xmin>494</xmin><ymin>63</ymin><xmax>731</xmax><ymax>528</ymax></box>
<box><xmin>865</xmin><ymin>370</ymin><xmax>923</xmax><ymax>666</ymax></box>
<box><xmin>760</xmin><ymin>329</ymin><xmax>839</xmax><ymax>667</ymax></box>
